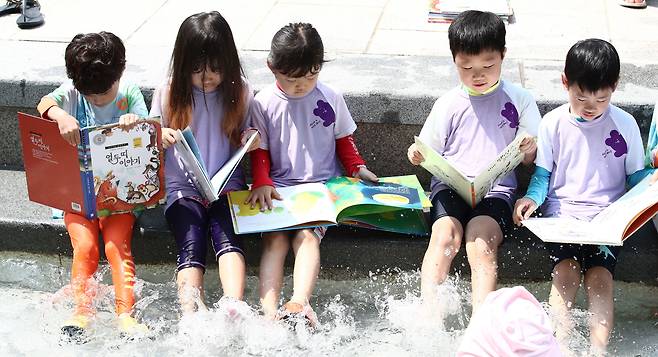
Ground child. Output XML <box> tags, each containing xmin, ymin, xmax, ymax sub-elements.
<box><xmin>407</xmin><ymin>10</ymin><xmax>540</xmax><ymax>312</ymax></box>
<box><xmin>247</xmin><ymin>22</ymin><xmax>377</xmax><ymax>324</ymax></box>
<box><xmin>36</xmin><ymin>32</ymin><xmax>148</xmax><ymax>339</ymax></box>
<box><xmin>513</xmin><ymin>39</ymin><xmax>647</xmax><ymax>354</ymax></box>
<box><xmin>149</xmin><ymin>11</ymin><xmax>258</xmax><ymax>315</ymax></box>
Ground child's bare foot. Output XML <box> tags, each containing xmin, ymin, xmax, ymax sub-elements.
<box><xmin>276</xmin><ymin>301</ymin><xmax>319</xmax><ymax>330</ymax></box>
<box><xmin>619</xmin><ymin>0</ymin><xmax>647</xmax><ymax>8</ymax></box>
<box><xmin>117</xmin><ymin>313</ymin><xmax>149</xmax><ymax>337</ymax></box>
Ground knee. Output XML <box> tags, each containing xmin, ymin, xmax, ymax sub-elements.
<box><xmin>74</xmin><ymin>238</ymin><xmax>100</xmax><ymax>261</ymax></box>
<box><xmin>262</xmin><ymin>234</ymin><xmax>290</xmax><ymax>254</ymax></box>
<box><xmin>552</xmin><ymin>260</ymin><xmax>582</xmax><ymax>285</ymax></box>
<box><xmin>429</xmin><ymin>222</ymin><xmax>462</xmax><ymax>252</ymax></box>
<box><xmin>584</xmin><ymin>267</ymin><xmax>614</xmax><ymax>294</ymax></box>
<box><xmin>104</xmin><ymin>239</ymin><xmax>130</xmax><ymax>262</ymax></box>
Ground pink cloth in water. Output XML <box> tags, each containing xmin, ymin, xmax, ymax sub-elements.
<box><xmin>457</xmin><ymin>286</ymin><xmax>562</xmax><ymax>357</ymax></box>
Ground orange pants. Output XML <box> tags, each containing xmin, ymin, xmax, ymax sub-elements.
<box><xmin>65</xmin><ymin>212</ymin><xmax>136</xmax><ymax>316</ymax></box>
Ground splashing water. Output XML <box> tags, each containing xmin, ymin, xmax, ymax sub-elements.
<box><xmin>0</xmin><ymin>252</ymin><xmax>657</xmax><ymax>356</ymax></box>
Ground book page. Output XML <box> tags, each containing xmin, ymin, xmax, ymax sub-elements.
<box><xmin>415</xmin><ymin>136</ymin><xmax>473</xmax><ymax>204</ymax></box>
<box><xmin>87</xmin><ymin>120</ymin><xmax>165</xmax><ymax>216</ymax></box>
<box><xmin>436</xmin><ymin>0</ymin><xmax>512</xmax><ymax>15</ymax></box>
<box><xmin>227</xmin><ymin>183</ymin><xmax>337</xmax><ymax>234</ymax></box>
<box><xmin>472</xmin><ymin>132</ymin><xmax>531</xmax><ymax>205</ymax></box>
<box><xmin>173</xmin><ymin>129</ymin><xmax>216</xmax><ymax>202</ymax></box>
<box><xmin>521</xmin><ymin>217</ymin><xmax>615</xmax><ymax>245</ymax></box>
<box><xmin>210</xmin><ymin>131</ymin><xmax>257</xmax><ymax>195</ymax></box>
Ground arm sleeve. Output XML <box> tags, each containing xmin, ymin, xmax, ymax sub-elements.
<box><xmin>335</xmin><ymin>135</ymin><xmax>366</xmax><ymax>176</ymax></box>
<box><xmin>329</xmin><ymin>87</ymin><xmax>357</xmax><ymax>139</ymax></box>
<box><xmin>249</xmin><ymin>98</ymin><xmax>270</xmax><ymax>151</ymax></box>
<box><xmin>126</xmin><ymin>84</ymin><xmax>148</xmax><ymax>117</ymax></box>
<box><xmin>250</xmin><ymin>148</ymin><xmax>274</xmax><ymax>188</ymax></box>
<box><xmin>645</xmin><ymin>105</ymin><xmax>658</xmax><ymax>168</ymax></box>
<box><xmin>418</xmin><ymin>95</ymin><xmax>451</xmax><ymax>154</ymax></box>
<box><xmin>39</xmin><ymin>82</ymin><xmax>76</xmax><ymax>118</ymax></box>
<box><xmin>515</xmin><ymin>89</ymin><xmax>541</xmax><ymax>137</ymax></box>
<box><xmin>627</xmin><ymin>168</ymin><xmax>655</xmax><ymax>187</ymax></box>
<box><xmin>524</xmin><ymin>166</ymin><xmax>551</xmax><ymax>206</ymax></box>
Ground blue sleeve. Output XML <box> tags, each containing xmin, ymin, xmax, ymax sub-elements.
<box><xmin>524</xmin><ymin>166</ymin><xmax>551</xmax><ymax>206</ymax></box>
<box><xmin>627</xmin><ymin>168</ymin><xmax>655</xmax><ymax>188</ymax></box>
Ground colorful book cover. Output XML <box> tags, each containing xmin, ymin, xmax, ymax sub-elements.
<box><xmin>227</xmin><ymin>175</ymin><xmax>432</xmax><ymax>235</ymax></box>
<box><xmin>415</xmin><ymin>133</ymin><xmax>532</xmax><ymax>208</ymax></box>
<box><xmin>522</xmin><ymin>174</ymin><xmax>658</xmax><ymax>246</ymax></box>
<box><xmin>19</xmin><ymin>112</ymin><xmax>165</xmax><ymax>219</ymax></box>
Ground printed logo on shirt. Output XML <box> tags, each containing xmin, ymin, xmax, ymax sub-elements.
<box><xmin>499</xmin><ymin>102</ymin><xmax>519</xmax><ymax>129</ymax></box>
<box><xmin>117</xmin><ymin>97</ymin><xmax>128</xmax><ymax>111</ymax></box>
<box><xmin>311</xmin><ymin>100</ymin><xmax>336</xmax><ymax>128</ymax></box>
<box><xmin>603</xmin><ymin>130</ymin><xmax>627</xmax><ymax>158</ymax></box>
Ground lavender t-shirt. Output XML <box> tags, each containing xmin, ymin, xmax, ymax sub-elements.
<box><xmin>150</xmin><ymin>82</ymin><xmax>252</xmax><ymax>209</ymax></box>
<box><xmin>250</xmin><ymin>81</ymin><xmax>357</xmax><ymax>187</ymax></box>
<box><xmin>535</xmin><ymin>103</ymin><xmax>644</xmax><ymax>219</ymax></box>
<box><xmin>418</xmin><ymin>80</ymin><xmax>541</xmax><ymax>205</ymax></box>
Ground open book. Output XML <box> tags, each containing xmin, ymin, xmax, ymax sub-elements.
<box><xmin>19</xmin><ymin>112</ymin><xmax>165</xmax><ymax>219</ymax></box>
<box><xmin>415</xmin><ymin>133</ymin><xmax>532</xmax><ymax>208</ymax></box>
<box><xmin>428</xmin><ymin>0</ymin><xmax>513</xmax><ymax>23</ymax></box>
<box><xmin>174</xmin><ymin>128</ymin><xmax>257</xmax><ymax>202</ymax></box>
<box><xmin>227</xmin><ymin>175</ymin><xmax>432</xmax><ymax>235</ymax></box>
<box><xmin>521</xmin><ymin>175</ymin><xmax>658</xmax><ymax>246</ymax></box>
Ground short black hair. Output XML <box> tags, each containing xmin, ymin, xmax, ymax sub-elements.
<box><xmin>268</xmin><ymin>22</ymin><xmax>326</xmax><ymax>78</ymax></box>
<box><xmin>448</xmin><ymin>10</ymin><xmax>506</xmax><ymax>59</ymax></box>
<box><xmin>564</xmin><ymin>38</ymin><xmax>620</xmax><ymax>93</ymax></box>
<box><xmin>64</xmin><ymin>31</ymin><xmax>126</xmax><ymax>95</ymax></box>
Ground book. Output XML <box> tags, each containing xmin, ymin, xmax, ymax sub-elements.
<box><xmin>18</xmin><ymin>112</ymin><xmax>165</xmax><ymax>219</ymax></box>
<box><xmin>428</xmin><ymin>0</ymin><xmax>513</xmax><ymax>23</ymax></box>
<box><xmin>174</xmin><ymin>128</ymin><xmax>257</xmax><ymax>202</ymax></box>
<box><xmin>521</xmin><ymin>174</ymin><xmax>658</xmax><ymax>246</ymax></box>
<box><xmin>227</xmin><ymin>175</ymin><xmax>432</xmax><ymax>235</ymax></box>
<box><xmin>415</xmin><ymin>133</ymin><xmax>533</xmax><ymax>208</ymax></box>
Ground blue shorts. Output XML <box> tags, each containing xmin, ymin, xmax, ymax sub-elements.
<box><xmin>165</xmin><ymin>196</ymin><xmax>243</xmax><ymax>272</ymax></box>
<box><xmin>546</xmin><ymin>243</ymin><xmax>621</xmax><ymax>275</ymax></box>
<box><xmin>429</xmin><ymin>189</ymin><xmax>512</xmax><ymax>234</ymax></box>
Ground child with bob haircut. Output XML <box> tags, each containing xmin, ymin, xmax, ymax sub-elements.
<box><xmin>150</xmin><ymin>11</ymin><xmax>259</xmax><ymax>315</ymax></box>
<box><xmin>247</xmin><ymin>22</ymin><xmax>377</xmax><ymax>325</ymax></box>
<box><xmin>407</xmin><ymin>10</ymin><xmax>540</xmax><ymax>312</ymax></box>
<box><xmin>513</xmin><ymin>39</ymin><xmax>648</xmax><ymax>354</ymax></box>
<box><xmin>36</xmin><ymin>31</ymin><xmax>149</xmax><ymax>340</ymax></box>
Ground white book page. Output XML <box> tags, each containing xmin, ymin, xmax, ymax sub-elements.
<box><xmin>415</xmin><ymin>136</ymin><xmax>473</xmax><ymax>204</ymax></box>
<box><xmin>210</xmin><ymin>131</ymin><xmax>257</xmax><ymax>195</ymax></box>
<box><xmin>173</xmin><ymin>129</ymin><xmax>216</xmax><ymax>202</ymax></box>
<box><xmin>591</xmin><ymin>175</ymin><xmax>658</xmax><ymax>232</ymax></box>
<box><xmin>438</xmin><ymin>0</ymin><xmax>512</xmax><ymax>15</ymax></box>
<box><xmin>522</xmin><ymin>217</ymin><xmax>617</xmax><ymax>246</ymax></box>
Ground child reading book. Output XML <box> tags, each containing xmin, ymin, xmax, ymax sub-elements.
<box><xmin>149</xmin><ymin>12</ymin><xmax>259</xmax><ymax>315</ymax></box>
<box><xmin>406</xmin><ymin>10</ymin><xmax>540</xmax><ymax>313</ymax></box>
<box><xmin>513</xmin><ymin>39</ymin><xmax>648</xmax><ymax>354</ymax></box>
<box><xmin>36</xmin><ymin>31</ymin><xmax>149</xmax><ymax>340</ymax></box>
<box><xmin>247</xmin><ymin>22</ymin><xmax>378</xmax><ymax>325</ymax></box>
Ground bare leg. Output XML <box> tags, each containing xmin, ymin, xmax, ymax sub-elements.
<box><xmin>420</xmin><ymin>217</ymin><xmax>463</xmax><ymax>303</ymax></box>
<box><xmin>464</xmin><ymin>216</ymin><xmax>503</xmax><ymax>312</ymax></box>
<box><xmin>259</xmin><ymin>231</ymin><xmax>290</xmax><ymax>318</ymax></box>
<box><xmin>549</xmin><ymin>259</ymin><xmax>581</xmax><ymax>344</ymax></box>
<box><xmin>217</xmin><ymin>252</ymin><xmax>246</xmax><ymax>300</ymax></box>
<box><xmin>289</xmin><ymin>229</ymin><xmax>321</xmax><ymax>306</ymax></box>
<box><xmin>584</xmin><ymin>267</ymin><xmax>614</xmax><ymax>355</ymax></box>
<box><xmin>176</xmin><ymin>267</ymin><xmax>205</xmax><ymax>315</ymax></box>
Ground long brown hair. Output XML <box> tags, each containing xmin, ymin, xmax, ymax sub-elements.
<box><xmin>167</xmin><ymin>11</ymin><xmax>246</xmax><ymax>146</ymax></box>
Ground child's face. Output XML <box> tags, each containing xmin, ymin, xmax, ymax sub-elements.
<box><xmin>454</xmin><ymin>49</ymin><xmax>504</xmax><ymax>94</ymax></box>
<box><xmin>83</xmin><ymin>81</ymin><xmax>119</xmax><ymax>107</ymax></box>
<box><xmin>272</xmin><ymin>70</ymin><xmax>319</xmax><ymax>98</ymax></box>
<box><xmin>562</xmin><ymin>74</ymin><xmax>615</xmax><ymax>121</ymax></box>
<box><xmin>191</xmin><ymin>65</ymin><xmax>222</xmax><ymax>92</ymax></box>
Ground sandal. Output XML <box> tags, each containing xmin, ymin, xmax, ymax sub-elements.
<box><xmin>619</xmin><ymin>0</ymin><xmax>647</xmax><ymax>8</ymax></box>
<box><xmin>0</xmin><ymin>0</ymin><xmax>21</xmax><ymax>16</ymax></box>
<box><xmin>16</xmin><ymin>0</ymin><xmax>44</xmax><ymax>29</ymax></box>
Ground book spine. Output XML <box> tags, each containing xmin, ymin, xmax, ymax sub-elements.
<box><xmin>470</xmin><ymin>184</ymin><xmax>476</xmax><ymax>208</ymax></box>
<box><xmin>79</xmin><ymin>129</ymin><xmax>96</xmax><ymax>219</ymax></box>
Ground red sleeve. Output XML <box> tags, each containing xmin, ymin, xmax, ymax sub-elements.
<box><xmin>335</xmin><ymin>135</ymin><xmax>366</xmax><ymax>177</ymax></box>
<box><xmin>250</xmin><ymin>148</ymin><xmax>274</xmax><ymax>189</ymax></box>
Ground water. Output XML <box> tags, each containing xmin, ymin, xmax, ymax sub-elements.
<box><xmin>0</xmin><ymin>251</ymin><xmax>657</xmax><ymax>356</ymax></box>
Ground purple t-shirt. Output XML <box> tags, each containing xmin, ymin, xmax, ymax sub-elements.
<box><xmin>250</xmin><ymin>81</ymin><xmax>357</xmax><ymax>187</ymax></box>
<box><xmin>535</xmin><ymin>103</ymin><xmax>645</xmax><ymax>219</ymax></box>
<box><xmin>150</xmin><ymin>81</ymin><xmax>253</xmax><ymax>209</ymax></box>
<box><xmin>418</xmin><ymin>80</ymin><xmax>541</xmax><ymax>205</ymax></box>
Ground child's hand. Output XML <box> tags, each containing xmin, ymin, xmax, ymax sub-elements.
<box><xmin>355</xmin><ymin>166</ymin><xmax>379</xmax><ymax>182</ymax></box>
<box><xmin>161</xmin><ymin>128</ymin><xmax>177</xmax><ymax>149</ymax></box>
<box><xmin>246</xmin><ymin>185</ymin><xmax>282</xmax><ymax>211</ymax></box>
<box><xmin>118</xmin><ymin>113</ymin><xmax>140</xmax><ymax>131</ymax></box>
<box><xmin>519</xmin><ymin>137</ymin><xmax>537</xmax><ymax>165</ymax></box>
<box><xmin>55</xmin><ymin>113</ymin><xmax>81</xmax><ymax>146</ymax></box>
<box><xmin>407</xmin><ymin>144</ymin><xmax>425</xmax><ymax>165</ymax></box>
<box><xmin>513</xmin><ymin>197</ymin><xmax>538</xmax><ymax>226</ymax></box>
<box><xmin>241</xmin><ymin>129</ymin><xmax>260</xmax><ymax>152</ymax></box>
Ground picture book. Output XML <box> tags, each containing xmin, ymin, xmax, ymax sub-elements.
<box><xmin>521</xmin><ymin>174</ymin><xmax>658</xmax><ymax>246</ymax></box>
<box><xmin>414</xmin><ymin>133</ymin><xmax>533</xmax><ymax>208</ymax></box>
<box><xmin>227</xmin><ymin>175</ymin><xmax>432</xmax><ymax>235</ymax></box>
<box><xmin>174</xmin><ymin>128</ymin><xmax>257</xmax><ymax>203</ymax></box>
<box><xmin>19</xmin><ymin>112</ymin><xmax>165</xmax><ymax>219</ymax></box>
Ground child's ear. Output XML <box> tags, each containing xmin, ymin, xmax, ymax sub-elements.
<box><xmin>266</xmin><ymin>60</ymin><xmax>275</xmax><ymax>73</ymax></box>
<box><xmin>611</xmin><ymin>81</ymin><xmax>619</xmax><ymax>92</ymax></box>
<box><xmin>561</xmin><ymin>73</ymin><xmax>569</xmax><ymax>90</ymax></box>
<box><xmin>501</xmin><ymin>47</ymin><xmax>507</xmax><ymax>60</ymax></box>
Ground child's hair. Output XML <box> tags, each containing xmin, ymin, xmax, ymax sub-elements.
<box><xmin>168</xmin><ymin>11</ymin><xmax>246</xmax><ymax>146</ymax></box>
<box><xmin>267</xmin><ymin>22</ymin><xmax>326</xmax><ymax>78</ymax></box>
<box><xmin>564</xmin><ymin>38</ymin><xmax>620</xmax><ymax>93</ymax></box>
<box><xmin>448</xmin><ymin>10</ymin><xmax>506</xmax><ymax>59</ymax></box>
<box><xmin>64</xmin><ymin>32</ymin><xmax>126</xmax><ymax>95</ymax></box>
